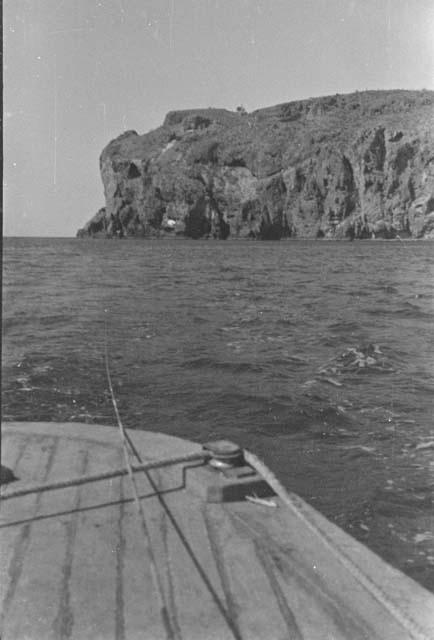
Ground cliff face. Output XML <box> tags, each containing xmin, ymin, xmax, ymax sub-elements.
<box><xmin>78</xmin><ymin>90</ymin><xmax>434</xmax><ymax>239</ymax></box>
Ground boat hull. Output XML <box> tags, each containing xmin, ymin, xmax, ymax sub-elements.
<box><xmin>1</xmin><ymin>422</ymin><xmax>433</xmax><ymax>640</ymax></box>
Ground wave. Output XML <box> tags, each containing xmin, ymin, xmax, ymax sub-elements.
<box><xmin>180</xmin><ymin>356</ymin><xmax>265</xmax><ymax>374</ymax></box>
<box><xmin>366</xmin><ymin>302</ymin><xmax>433</xmax><ymax>321</ymax></box>
<box><xmin>373</xmin><ymin>284</ymin><xmax>399</xmax><ymax>294</ymax></box>
<box><xmin>317</xmin><ymin>344</ymin><xmax>397</xmax><ymax>379</ymax></box>
<box><xmin>275</xmin><ymin>318</ymin><xmax>295</xmax><ymax>327</ymax></box>
<box><xmin>2</xmin><ymin>316</ymin><xmax>33</xmax><ymax>334</ymax></box>
<box><xmin>347</xmin><ymin>290</ymin><xmax>370</xmax><ymax>297</ymax></box>
<box><xmin>267</xmin><ymin>355</ymin><xmax>308</xmax><ymax>367</ymax></box>
<box><xmin>327</xmin><ymin>320</ymin><xmax>361</xmax><ymax>333</ymax></box>
<box><xmin>40</xmin><ymin>314</ymin><xmax>70</xmax><ymax>326</ymax></box>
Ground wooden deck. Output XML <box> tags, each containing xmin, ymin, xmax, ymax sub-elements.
<box><xmin>1</xmin><ymin>421</ymin><xmax>433</xmax><ymax>640</ymax></box>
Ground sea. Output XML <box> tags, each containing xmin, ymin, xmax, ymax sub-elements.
<box><xmin>2</xmin><ymin>237</ymin><xmax>434</xmax><ymax>592</ymax></box>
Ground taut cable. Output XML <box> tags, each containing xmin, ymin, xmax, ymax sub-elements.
<box><xmin>0</xmin><ymin>452</ymin><xmax>208</xmax><ymax>501</ymax></box>
<box><xmin>104</xmin><ymin>312</ymin><xmax>175</xmax><ymax>639</ymax></box>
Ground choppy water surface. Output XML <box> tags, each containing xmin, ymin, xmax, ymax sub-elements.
<box><xmin>2</xmin><ymin>237</ymin><xmax>434</xmax><ymax>591</ymax></box>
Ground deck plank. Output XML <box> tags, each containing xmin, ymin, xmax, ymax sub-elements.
<box><xmin>204</xmin><ymin>502</ymin><xmax>291</xmax><ymax>640</ymax></box>
<box><xmin>0</xmin><ymin>436</ymin><xmax>59</xmax><ymax>637</ymax></box>
<box><xmin>1</xmin><ymin>431</ymin><xmax>28</xmax><ymax>477</ymax></box>
<box><xmin>118</xmin><ymin>471</ymin><xmax>170</xmax><ymax>640</ymax></box>
<box><xmin>289</xmin><ymin>491</ymin><xmax>434</xmax><ymax>636</ymax></box>
<box><xmin>160</xmin><ymin>468</ymin><xmax>240</xmax><ymax>640</ymax></box>
<box><xmin>67</xmin><ymin>443</ymin><xmax>121</xmax><ymax>640</ymax></box>
<box><xmin>255</xmin><ymin>538</ymin><xmax>370</xmax><ymax>640</ymax></box>
<box><xmin>227</xmin><ymin>502</ymin><xmax>372</xmax><ymax>640</ymax></box>
<box><xmin>227</xmin><ymin>500</ymin><xmax>426</xmax><ymax>639</ymax></box>
<box><xmin>0</xmin><ymin>435</ymin><xmax>85</xmax><ymax>640</ymax></box>
<box><xmin>0</xmin><ymin>435</ymin><xmax>58</xmax><ymax>526</ymax></box>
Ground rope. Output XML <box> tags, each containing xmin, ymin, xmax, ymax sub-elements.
<box><xmin>104</xmin><ymin>380</ymin><xmax>245</xmax><ymax>640</ymax></box>
<box><xmin>104</xmin><ymin>316</ymin><xmax>175</xmax><ymax>640</ymax></box>
<box><xmin>243</xmin><ymin>449</ymin><xmax>432</xmax><ymax>640</ymax></box>
<box><xmin>0</xmin><ymin>452</ymin><xmax>208</xmax><ymax>501</ymax></box>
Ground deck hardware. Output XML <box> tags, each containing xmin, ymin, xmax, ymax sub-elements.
<box><xmin>245</xmin><ymin>494</ymin><xmax>278</xmax><ymax>508</ymax></box>
<box><xmin>181</xmin><ymin>440</ymin><xmax>276</xmax><ymax>503</ymax></box>
<box><xmin>203</xmin><ymin>440</ymin><xmax>245</xmax><ymax>467</ymax></box>
<box><xmin>0</xmin><ymin>465</ymin><xmax>17</xmax><ymax>486</ymax></box>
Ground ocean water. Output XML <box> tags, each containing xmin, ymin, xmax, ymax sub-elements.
<box><xmin>2</xmin><ymin>237</ymin><xmax>434</xmax><ymax>591</ymax></box>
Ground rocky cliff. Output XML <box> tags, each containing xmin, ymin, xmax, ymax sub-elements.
<box><xmin>78</xmin><ymin>90</ymin><xmax>434</xmax><ymax>239</ymax></box>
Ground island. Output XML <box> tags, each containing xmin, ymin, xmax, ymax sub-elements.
<box><xmin>77</xmin><ymin>90</ymin><xmax>434</xmax><ymax>240</ymax></box>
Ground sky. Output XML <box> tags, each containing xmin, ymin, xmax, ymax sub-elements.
<box><xmin>4</xmin><ymin>0</ymin><xmax>434</xmax><ymax>237</ymax></box>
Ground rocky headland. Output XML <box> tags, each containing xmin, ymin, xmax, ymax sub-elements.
<box><xmin>78</xmin><ymin>90</ymin><xmax>434</xmax><ymax>240</ymax></box>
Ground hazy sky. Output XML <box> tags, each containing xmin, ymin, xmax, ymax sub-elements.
<box><xmin>4</xmin><ymin>0</ymin><xmax>434</xmax><ymax>236</ymax></box>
